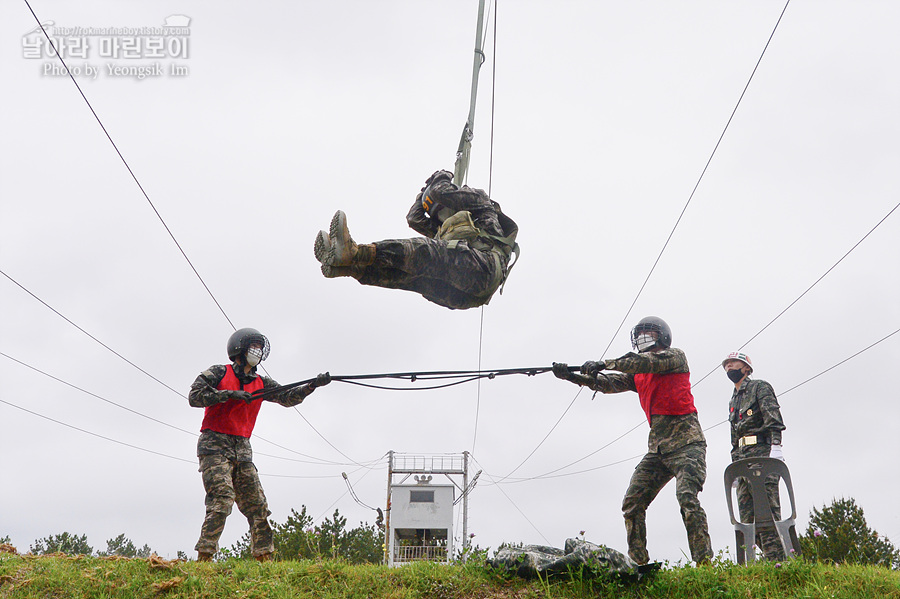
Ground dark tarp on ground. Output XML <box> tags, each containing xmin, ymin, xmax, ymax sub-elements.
<box><xmin>488</xmin><ymin>538</ymin><xmax>655</xmax><ymax>580</ymax></box>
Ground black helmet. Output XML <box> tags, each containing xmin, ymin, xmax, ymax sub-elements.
<box><xmin>631</xmin><ymin>316</ymin><xmax>672</xmax><ymax>352</ymax></box>
<box><xmin>227</xmin><ymin>328</ymin><xmax>270</xmax><ymax>362</ymax></box>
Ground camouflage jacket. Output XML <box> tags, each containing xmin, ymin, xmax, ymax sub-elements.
<box><xmin>584</xmin><ymin>348</ymin><xmax>706</xmax><ymax>453</ymax></box>
<box><xmin>406</xmin><ymin>170</ymin><xmax>506</xmax><ymax>239</ymax></box>
<box><xmin>729</xmin><ymin>377</ymin><xmax>785</xmax><ymax>450</ymax></box>
<box><xmin>189</xmin><ymin>362</ymin><xmax>313</xmax><ymax>460</ymax></box>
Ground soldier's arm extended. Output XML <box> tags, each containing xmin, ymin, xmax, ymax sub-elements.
<box><xmin>552</xmin><ymin>362</ymin><xmax>636</xmax><ymax>394</ymax></box>
<box><xmin>188</xmin><ymin>365</ymin><xmax>234</xmax><ymax>407</ymax></box>
<box><xmin>258</xmin><ymin>373</ymin><xmax>331</xmax><ymax>407</ymax></box>
<box><xmin>604</xmin><ymin>348</ymin><xmax>690</xmax><ymax>375</ymax></box>
<box><xmin>587</xmin><ymin>372</ymin><xmax>637</xmax><ymax>394</ymax></box>
<box><xmin>755</xmin><ymin>380</ymin><xmax>786</xmax><ymax>445</ymax></box>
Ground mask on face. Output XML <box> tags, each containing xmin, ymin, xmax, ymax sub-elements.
<box><xmin>246</xmin><ymin>347</ymin><xmax>263</xmax><ymax>367</ymax></box>
<box><xmin>634</xmin><ymin>333</ymin><xmax>657</xmax><ymax>352</ymax></box>
<box><xmin>727</xmin><ymin>369</ymin><xmax>745</xmax><ymax>384</ymax></box>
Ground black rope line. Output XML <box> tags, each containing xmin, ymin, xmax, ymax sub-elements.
<box><xmin>250</xmin><ymin>365</ymin><xmax>558</xmax><ymax>400</ymax></box>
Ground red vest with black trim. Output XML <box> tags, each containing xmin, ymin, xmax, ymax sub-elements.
<box><xmin>200</xmin><ymin>365</ymin><xmax>265</xmax><ymax>438</ymax></box>
<box><xmin>633</xmin><ymin>372</ymin><xmax>696</xmax><ymax>424</ymax></box>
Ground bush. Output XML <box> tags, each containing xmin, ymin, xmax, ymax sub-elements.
<box><xmin>30</xmin><ymin>532</ymin><xmax>93</xmax><ymax>556</ymax></box>
<box><xmin>226</xmin><ymin>506</ymin><xmax>383</xmax><ymax>563</ymax></box>
<box><xmin>800</xmin><ymin>497</ymin><xmax>899</xmax><ymax>569</ymax></box>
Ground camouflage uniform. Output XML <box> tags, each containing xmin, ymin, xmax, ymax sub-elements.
<box><xmin>729</xmin><ymin>377</ymin><xmax>786</xmax><ymax>561</ymax></box>
<box><xmin>353</xmin><ymin>171</ymin><xmax>517</xmax><ymax>310</ymax></box>
<box><xmin>189</xmin><ymin>363</ymin><xmax>314</xmax><ymax>557</ymax></box>
<box><xmin>584</xmin><ymin>349</ymin><xmax>713</xmax><ymax>565</ymax></box>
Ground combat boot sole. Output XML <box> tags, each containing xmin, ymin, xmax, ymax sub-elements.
<box><xmin>329</xmin><ymin>210</ymin><xmax>357</xmax><ymax>267</ymax></box>
<box><xmin>313</xmin><ymin>230</ymin><xmax>331</xmax><ymax>264</ymax></box>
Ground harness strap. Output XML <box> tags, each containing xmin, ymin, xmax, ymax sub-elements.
<box><xmin>453</xmin><ymin>0</ymin><xmax>488</xmax><ymax>187</ymax></box>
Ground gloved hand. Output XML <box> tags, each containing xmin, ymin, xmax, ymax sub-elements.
<box><xmin>311</xmin><ymin>372</ymin><xmax>331</xmax><ymax>389</ymax></box>
<box><xmin>424</xmin><ymin>170</ymin><xmax>453</xmax><ymax>187</ymax></box>
<box><xmin>552</xmin><ymin>362</ymin><xmax>573</xmax><ymax>380</ymax></box>
<box><xmin>229</xmin><ymin>390</ymin><xmax>253</xmax><ymax>403</ymax></box>
<box><xmin>769</xmin><ymin>444</ymin><xmax>784</xmax><ymax>461</ymax></box>
<box><xmin>580</xmin><ymin>360</ymin><xmax>606</xmax><ymax>377</ymax></box>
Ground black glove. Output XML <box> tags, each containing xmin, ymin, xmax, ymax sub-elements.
<box><xmin>581</xmin><ymin>360</ymin><xmax>606</xmax><ymax>377</ymax></box>
<box><xmin>312</xmin><ymin>372</ymin><xmax>331</xmax><ymax>389</ymax></box>
<box><xmin>424</xmin><ymin>169</ymin><xmax>454</xmax><ymax>188</ymax></box>
<box><xmin>552</xmin><ymin>362</ymin><xmax>573</xmax><ymax>380</ymax></box>
<box><xmin>229</xmin><ymin>390</ymin><xmax>253</xmax><ymax>403</ymax></box>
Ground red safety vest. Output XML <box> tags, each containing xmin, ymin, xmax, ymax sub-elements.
<box><xmin>200</xmin><ymin>365</ymin><xmax>266</xmax><ymax>438</ymax></box>
<box><xmin>633</xmin><ymin>372</ymin><xmax>696</xmax><ymax>424</ymax></box>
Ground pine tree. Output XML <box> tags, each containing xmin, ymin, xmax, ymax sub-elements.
<box><xmin>800</xmin><ymin>497</ymin><xmax>899</xmax><ymax>569</ymax></box>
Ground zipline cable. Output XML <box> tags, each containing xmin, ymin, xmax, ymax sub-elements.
<box><xmin>22</xmin><ymin>0</ymin><xmax>236</xmax><ymax>331</ymax></box>
<box><xmin>598</xmin><ymin>0</ymin><xmax>792</xmax><ymax>361</ymax></box>
<box><xmin>690</xmin><ymin>198</ymin><xmax>900</xmax><ymax>389</ymax></box>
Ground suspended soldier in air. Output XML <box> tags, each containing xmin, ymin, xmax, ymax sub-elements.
<box><xmin>188</xmin><ymin>327</ymin><xmax>331</xmax><ymax>562</ymax></box>
<box><xmin>552</xmin><ymin>317</ymin><xmax>714</xmax><ymax>566</ymax></box>
<box><xmin>313</xmin><ymin>170</ymin><xmax>518</xmax><ymax>310</ymax></box>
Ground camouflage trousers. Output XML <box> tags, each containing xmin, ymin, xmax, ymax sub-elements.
<box><xmin>357</xmin><ymin>237</ymin><xmax>506</xmax><ymax>310</ymax></box>
<box><xmin>194</xmin><ymin>454</ymin><xmax>273</xmax><ymax>557</ymax></box>
<box><xmin>732</xmin><ymin>445</ymin><xmax>785</xmax><ymax>561</ymax></box>
<box><xmin>622</xmin><ymin>442</ymin><xmax>713</xmax><ymax>565</ymax></box>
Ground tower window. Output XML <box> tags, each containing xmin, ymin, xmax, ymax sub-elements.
<box><xmin>409</xmin><ymin>490</ymin><xmax>435</xmax><ymax>503</ymax></box>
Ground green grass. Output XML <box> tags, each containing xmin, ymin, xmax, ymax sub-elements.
<box><xmin>1</xmin><ymin>553</ymin><xmax>898</xmax><ymax>599</ymax></box>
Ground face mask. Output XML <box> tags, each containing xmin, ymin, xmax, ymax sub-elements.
<box><xmin>246</xmin><ymin>347</ymin><xmax>263</xmax><ymax>367</ymax></box>
<box><xmin>727</xmin><ymin>369</ymin><xmax>744</xmax><ymax>384</ymax></box>
<box><xmin>634</xmin><ymin>333</ymin><xmax>657</xmax><ymax>352</ymax></box>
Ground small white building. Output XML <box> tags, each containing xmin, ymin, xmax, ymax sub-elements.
<box><xmin>388</xmin><ymin>476</ymin><xmax>455</xmax><ymax>565</ymax></box>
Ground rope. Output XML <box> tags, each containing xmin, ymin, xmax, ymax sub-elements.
<box><xmin>250</xmin><ymin>365</ymin><xmax>558</xmax><ymax>400</ymax></box>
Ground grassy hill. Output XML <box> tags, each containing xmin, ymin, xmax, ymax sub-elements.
<box><xmin>1</xmin><ymin>551</ymin><xmax>899</xmax><ymax>599</ymax></box>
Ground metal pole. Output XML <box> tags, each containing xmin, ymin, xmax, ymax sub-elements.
<box><xmin>462</xmin><ymin>451</ymin><xmax>470</xmax><ymax>555</ymax></box>
<box><xmin>384</xmin><ymin>450</ymin><xmax>393</xmax><ymax>565</ymax></box>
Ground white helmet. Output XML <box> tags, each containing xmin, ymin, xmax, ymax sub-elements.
<box><xmin>722</xmin><ymin>351</ymin><xmax>752</xmax><ymax>373</ymax></box>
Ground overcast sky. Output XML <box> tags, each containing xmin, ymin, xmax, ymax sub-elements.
<box><xmin>1</xmin><ymin>1</ymin><xmax>898</xmax><ymax>565</ymax></box>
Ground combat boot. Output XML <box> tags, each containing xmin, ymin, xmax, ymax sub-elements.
<box><xmin>328</xmin><ymin>210</ymin><xmax>357</xmax><ymax>266</ymax></box>
<box><xmin>313</xmin><ymin>230</ymin><xmax>331</xmax><ymax>265</ymax></box>
<box><xmin>255</xmin><ymin>552</ymin><xmax>272</xmax><ymax>563</ymax></box>
<box><xmin>197</xmin><ymin>552</ymin><xmax>213</xmax><ymax>562</ymax></box>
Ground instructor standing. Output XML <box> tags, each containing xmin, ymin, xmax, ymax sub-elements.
<box><xmin>723</xmin><ymin>351</ymin><xmax>787</xmax><ymax>561</ymax></box>
<box><xmin>553</xmin><ymin>316</ymin><xmax>713</xmax><ymax>566</ymax></box>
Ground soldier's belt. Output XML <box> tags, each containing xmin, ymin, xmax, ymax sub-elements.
<box><xmin>737</xmin><ymin>434</ymin><xmax>770</xmax><ymax>448</ymax></box>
